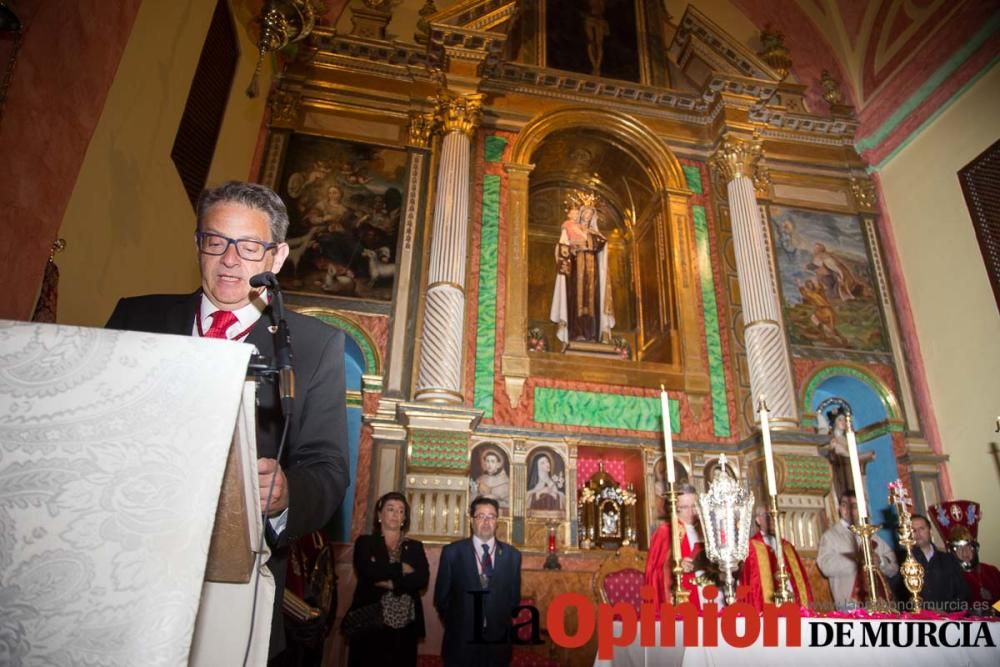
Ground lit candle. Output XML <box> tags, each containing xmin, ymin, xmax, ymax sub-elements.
<box><xmin>759</xmin><ymin>397</ymin><xmax>777</xmax><ymax>495</ymax></box>
<box><xmin>846</xmin><ymin>417</ymin><xmax>868</xmax><ymax>521</ymax></box>
<box><xmin>661</xmin><ymin>385</ymin><xmax>675</xmax><ymax>483</ymax></box>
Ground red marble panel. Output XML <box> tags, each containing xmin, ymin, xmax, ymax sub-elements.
<box><xmin>350</xmin><ymin>423</ymin><xmax>374</xmax><ymax>542</ymax></box>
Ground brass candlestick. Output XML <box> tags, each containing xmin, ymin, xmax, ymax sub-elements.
<box><xmin>768</xmin><ymin>494</ymin><xmax>793</xmax><ymax>605</ymax></box>
<box><xmin>850</xmin><ymin>519</ymin><xmax>892</xmax><ymax>612</ymax></box>
<box><xmin>889</xmin><ymin>480</ymin><xmax>924</xmax><ymax>612</ymax></box>
<box><xmin>667</xmin><ymin>482</ymin><xmax>690</xmax><ymax>605</ymax></box>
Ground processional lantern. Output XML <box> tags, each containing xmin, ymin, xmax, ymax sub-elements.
<box><xmin>698</xmin><ymin>453</ymin><xmax>754</xmax><ymax>604</ymax></box>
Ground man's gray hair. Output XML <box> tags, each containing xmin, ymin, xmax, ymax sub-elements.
<box><xmin>196</xmin><ymin>181</ymin><xmax>290</xmax><ymax>242</ymax></box>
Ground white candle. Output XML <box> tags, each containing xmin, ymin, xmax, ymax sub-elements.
<box><xmin>759</xmin><ymin>398</ymin><xmax>777</xmax><ymax>495</ymax></box>
<box><xmin>846</xmin><ymin>420</ymin><xmax>868</xmax><ymax>520</ymax></box>
<box><xmin>661</xmin><ymin>387</ymin><xmax>675</xmax><ymax>483</ymax></box>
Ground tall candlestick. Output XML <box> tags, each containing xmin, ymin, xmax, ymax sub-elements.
<box><xmin>846</xmin><ymin>416</ymin><xmax>868</xmax><ymax>521</ymax></box>
<box><xmin>661</xmin><ymin>385</ymin><xmax>675</xmax><ymax>483</ymax></box>
<box><xmin>758</xmin><ymin>397</ymin><xmax>777</xmax><ymax>495</ymax></box>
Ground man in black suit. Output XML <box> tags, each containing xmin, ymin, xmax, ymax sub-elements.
<box><xmin>894</xmin><ymin>514</ymin><xmax>969</xmax><ymax>612</ymax></box>
<box><xmin>106</xmin><ymin>181</ymin><xmax>350</xmax><ymax>658</ymax></box>
<box><xmin>434</xmin><ymin>496</ymin><xmax>522</xmax><ymax>667</ymax></box>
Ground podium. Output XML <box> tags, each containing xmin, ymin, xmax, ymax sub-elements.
<box><xmin>0</xmin><ymin>320</ymin><xmax>275</xmax><ymax>665</ymax></box>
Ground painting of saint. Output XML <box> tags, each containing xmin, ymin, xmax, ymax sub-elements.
<box><xmin>770</xmin><ymin>206</ymin><xmax>886</xmax><ymax>352</ymax></box>
<box><xmin>653</xmin><ymin>456</ymin><xmax>689</xmax><ymax>519</ymax></box>
<box><xmin>703</xmin><ymin>459</ymin><xmax>738</xmax><ymax>492</ymax></box>
<box><xmin>469</xmin><ymin>443</ymin><xmax>511</xmax><ymax>510</ymax></box>
<box><xmin>549</xmin><ymin>200</ymin><xmax>615</xmax><ymax>344</ymax></box>
<box><xmin>274</xmin><ymin>133</ymin><xmax>409</xmax><ymax>302</ymax></box>
<box><xmin>525</xmin><ymin>448</ymin><xmax>567</xmax><ymax>514</ymax></box>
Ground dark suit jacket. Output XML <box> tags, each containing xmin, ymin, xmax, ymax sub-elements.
<box><xmin>895</xmin><ymin>543</ymin><xmax>970</xmax><ymax>611</ymax></box>
<box><xmin>106</xmin><ymin>291</ymin><xmax>350</xmax><ymax>655</ymax></box>
<box><xmin>347</xmin><ymin>534</ymin><xmax>429</xmax><ymax>640</ymax></box>
<box><xmin>434</xmin><ymin>538</ymin><xmax>522</xmax><ymax>667</ymax></box>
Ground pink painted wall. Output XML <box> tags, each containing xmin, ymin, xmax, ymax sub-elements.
<box><xmin>0</xmin><ymin>0</ymin><xmax>142</xmax><ymax>320</ymax></box>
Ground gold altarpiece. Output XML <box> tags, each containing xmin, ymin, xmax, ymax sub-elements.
<box><xmin>502</xmin><ymin>108</ymin><xmax>709</xmax><ymax>408</ymax></box>
<box><xmin>244</xmin><ymin>5</ymin><xmax>953</xmax><ymax>662</ymax></box>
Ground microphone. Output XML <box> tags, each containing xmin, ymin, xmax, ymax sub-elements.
<box><xmin>249</xmin><ymin>272</ymin><xmax>278</xmax><ymax>289</ymax></box>
<box><xmin>249</xmin><ymin>272</ymin><xmax>294</xmax><ymax>417</ymax></box>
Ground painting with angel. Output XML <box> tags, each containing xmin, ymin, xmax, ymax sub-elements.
<box><xmin>770</xmin><ymin>205</ymin><xmax>887</xmax><ymax>352</ymax></box>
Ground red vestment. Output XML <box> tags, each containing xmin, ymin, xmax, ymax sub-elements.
<box><xmin>645</xmin><ymin>521</ymin><xmax>705</xmax><ymax>611</ymax></box>
<box><xmin>737</xmin><ymin>533</ymin><xmax>813</xmax><ymax>613</ymax></box>
<box><xmin>964</xmin><ymin>562</ymin><xmax>1000</xmax><ymax>610</ymax></box>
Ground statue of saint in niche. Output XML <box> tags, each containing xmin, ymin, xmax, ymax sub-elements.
<box><xmin>549</xmin><ymin>195</ymin><xmax>615</xmax><ymax>345</ymax></box>
<box><xmin>818</xmin><ymin>405</ymin><xmax>874</xmax><ymax>499</ymax></box>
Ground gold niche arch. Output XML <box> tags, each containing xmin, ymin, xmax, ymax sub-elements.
<box><xmin>501</xmin><ymin>108</ymin><xmax>707</xmax><ymax>400</ymax></box>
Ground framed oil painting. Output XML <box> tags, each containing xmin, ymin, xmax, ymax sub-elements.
<box><xmin>525</xmin><ymin>447</ymin><xmax>567</xmax><ymax>517</ymax></box>
<box><xmin>469</xmin><ymin>442</ymin><xmax>511</xmax><ymax>511</ymax></box>
<box><xmin>274</xmin><ymin>133</ymin><xmax>409</xmax><ymax>301</ymax></box>
<box><xmin>770</xmin><ymin>205</ymin><xmax>887</xmax><ymax>352</ymax></box>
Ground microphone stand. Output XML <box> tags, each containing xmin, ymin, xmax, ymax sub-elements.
<box><xmin>249</xmin><ymin>271</ymin><xmax>295</xmax><ymax>419</ymax></box>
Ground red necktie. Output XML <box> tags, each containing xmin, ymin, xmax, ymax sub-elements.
<box><xmin>481</xmin><ymin>543</ymin><xmax>494</xmax><ymax>577</ymax></box>
<box><xmin>204</xmin><ymin>310</ymin><xmax>237</xmax><ymax>339</ymax></box>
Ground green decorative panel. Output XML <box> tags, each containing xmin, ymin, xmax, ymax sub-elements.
<box><xmin>858</xmin><ymin>422</ymin><xmax>901</xmax><ymax>443</ymax></box>
<box><xmin>682</xmin><ymin>165</ymin><xmax>703</xmax><ymax>194</ymax></box>
<box><xmin>780</xmin><ymin>455</ymin><xmax>832</xmax><ymax>494</ymax></box>
<box><xmin>409</xmin><ymin>429</ymin><xmax>469</xmax><ymax>471</ymax></box>
<box><xmin>533</xmin><ymin>387</ymin><xmax>679</xmax><ymax>432</ymax></box>
<box><xmin>692</xmin><ymin>205</ymin><xmax>730</xmax><ymax>437</ymax></box>
<box><xmin>473</xmin><ymin>175</ymin><xmax>501</xmax><ymax>417</ymax></box>
<box><xmin>484</xmin><ymin>135</ymin><xmax>508</xmax><ymax>163</ymax></box>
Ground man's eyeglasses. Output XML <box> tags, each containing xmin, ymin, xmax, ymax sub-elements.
<box><xmin>196</xmin><ymin>231</ymin><xmax>277</xmax><ymax>261</ymax></box>
<box><xmin>473</xmin><ymin>514</ymin><xmax>498</xmax><ymax>522</ymax></box>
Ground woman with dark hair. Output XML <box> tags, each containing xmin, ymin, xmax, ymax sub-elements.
<box><xmin>344</xmin><ymin>492</ymin><xmax>429</xmax><ymax>665</ymax></box>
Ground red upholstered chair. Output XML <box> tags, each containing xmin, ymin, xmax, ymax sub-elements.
<box><xmin>592</xmin><ymin>545</ymin><xmax>647</xmax><ymax>612</ymax></box>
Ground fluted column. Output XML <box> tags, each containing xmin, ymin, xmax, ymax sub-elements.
<box><xmin>414</xmin><ymin>92</ymin><xmax>483</xmax><ymax>403</ymax></box>
<box><xmin>710</xmin><ymin>133</ymin><xmax>797</xmax><ymax>426</ymax></box>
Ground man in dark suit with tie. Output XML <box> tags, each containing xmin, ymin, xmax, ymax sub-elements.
<box><xmin>434</xmin><ymin>496</ymin><xmax>522</xmax><ymax>667</ymax></box>
<box><xmin>105</xmin><ymin>181</ymin><xmax>350</xmax><ymax>658</ymax></box>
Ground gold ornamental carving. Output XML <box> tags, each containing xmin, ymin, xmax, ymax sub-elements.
<box><xmin>758</xmin><ymin>27</ymin><xmax>792</xmax><ymax>79</ymax></box>
<box><xmin>851</xmin><ymin>176</ymin><xmax>877</xmax><ymax>211</ymax></box>
<box><xmin>433</xmin><ymin>91</ymin><xmax>484</xmax><ymax>137</ymax></box>
<box><xmin>407</xmin><ymin>110</ymin><xmax>435</xmax><ymax>148</ymax></box>
<box><xmin>710</xmin><ymin>132</ymin><xmax>764</xmax><ymax>183</ymax></box>
<box><xmin>820</xmin><ymin>69</ymin><xmax>843</xmax><ymax>106</ymax></box>
<box><xmin>268</xmin><ymin>88</ymin><xmax>300</xmax><ymax>127</ymax></box>
<box><xmin>753</xmin><ymin>162</ymin><xmax>772</xmax><ymax>200</ymax></box>
<box><xmin>414</xmin><ymin>0</ymin><xmax>437</xmax><ymax>45</ymax></box>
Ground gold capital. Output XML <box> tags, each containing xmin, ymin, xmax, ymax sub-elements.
<box><xmin>710</xmin><ymin>132</ymin><xmax>764</xmax><ymax>183</ymax></box>
<box><xmin>434</xmin><ymin>92</ymin><xmax>484</xmax><ymax>137</ymax></box>
<box><xmin>407</xmin><ymin>110</ymin><xmax>435</xmax><ymax>148</ymax></box>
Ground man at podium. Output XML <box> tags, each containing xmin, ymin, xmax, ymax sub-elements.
<box><xmin>106</xmin><ymin>180</ymin><xmax>350</xmax><ymax>658</ymax></box>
